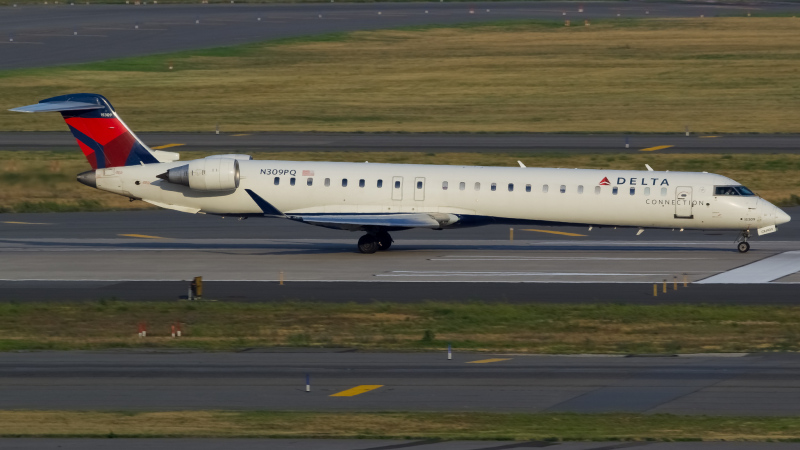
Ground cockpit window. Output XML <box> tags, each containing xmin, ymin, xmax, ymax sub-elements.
<box><xmin>715</xmin><ymin>186</ymin><xmax>755</xmax><ymax>196</ymax></box>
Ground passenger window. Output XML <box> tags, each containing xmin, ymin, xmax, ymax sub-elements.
<box><xmin>560</xmin><ymin>185</ymin><xmax>566</xmax><ymax>194</ymax></box>
<box><xmin>359</xmin><ymin>179</ymin><xmax>365</xmax><ymax>188</ymax></box>
<box><xmin>525</xmin><ymin>184</ymin><xmax>531</xmax><ymax>193</ymax></box>
<box><xmin>612</xmin><ymin>187</ymin><xmax>618</xmax><ymax>195</ymax></box>
<box><xmin>274</xmin><ymin>177</ymin><xmax>280</xmax><ymax>185</ymax></box>
<box><xmin>595</xmin><ymin>186</ymin><xmax>601</xmax><ymax>194</ymax></box>
<box><xmin>630</xmin><ymin>187</ymin><xmax>635</xmax><ymax>195</ymax></box>
<box><xmin>342</xmin><ymin>179</ymin><xmax>348</xmax><ymax>187</ymax></box>
<box><xmin>324</xmin><ymin>178</ymin><xmax>330</xmax><ymax>187</ymax></box>
<box><xmin>377</xmin><ymin>179</ymin><xmax>383</xmax><ymax>188</ymax></box>
<box><xmin>475</xmin><ymin>182</ymin><xmax>481</xmax><ymax>191</ymax></box>
<box><xmin>491</xmin><ymin>183</ymin><xmax>497</xmax><ymax>192</ymax></box>
<box><xmin>417</xmin><ymin>181</ymin><xmax>423</xmax><ymax>189</ymax></box>
<box><xmin>661</xmin><ymin>187</ymin><xmax>667</xmax><ymax>196</ymax></box>
<box><xmin>307</xmin><ymin>178</ymin><xmax>313</xmax><ymax>186</ymax></box>
<box><xmin>290</xmin><ymin>177</ymin><xmax>296</xmax><ymax>186</ymax></box>
<box><xmin>442</xmin><ymin>181</ymin><xmax>448</xmax><ymax>190</ymax></box>
<box><xmin>459</xmin><ymin>182</ymin><xmax>465</xmax><ymax>191</ymax></box>
<box><xmin>394</xmin><ymin>181</ymin><xmax>400</xmax><ymax>189</ymax></box>
<box><xmin>578</xmin><ymin>185</ymin><xmax>584</xmax><ymax>194</ymax></box>
<box><xmin>508</xmin><ymin>183</ymin><xmax>514</xmax><ymax>192</ymax></box>
<box><xmin>644</xmin><ymin>187</ymin><xmax>650</xmax><ymax>195</ymax></box>
<box><xmin>543</xmin><ymin>184</ymin><xmax>549</xmax><ymax>193</ymax></box>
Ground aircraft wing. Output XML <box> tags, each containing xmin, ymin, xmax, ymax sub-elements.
<box><xmin>244</xmin><ymin>189</ymin><xmax>444</xmax><ymax>230</ymax></box>
<box><xmin>291</xmin><ymin>213</ymin><xmax>441</xmax><ymax>230</ymax></box>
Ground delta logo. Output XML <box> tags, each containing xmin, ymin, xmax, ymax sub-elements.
<box><xmin>598</xmin><ymin>176</ymin><xmax>670</xmax><ymax>186</ymax></box>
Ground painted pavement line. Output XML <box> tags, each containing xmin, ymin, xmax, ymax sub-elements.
<box><xmin>695</xmin><ymin>251</ymin><xmax>800</xmax><ymax>284</ymax></box>
<box><xmin>150</xmin><ymin>143</ymin><xmax>184</xmax><ymax>150</ymax></box>
<box><xmin>521</xmin><ymin>229</ymin><xmax>587</xmax><ymax>237</ymax></box>
<box><xmin>330</xmin><ymin>385</ymin><xmax>383</xmax><ymax>397</ymax></box>
<box><xmin>467</xmin><ymin>358</ymin><xmax>512</xmax><ymax>364</ymax></box>
<box><xmin>2</xmin><ymin>221</ymin><xmax>50</xmax><ymax>225</ymax></box>
<box><xmin>118</xmin><ymin>234</ymin><xmax>167</xmax><ymax>239</ymax></box>
<box><xmin>639</xmin><ymin>145</ymin><xmax>674</xmax><ymax>152</ymax></box>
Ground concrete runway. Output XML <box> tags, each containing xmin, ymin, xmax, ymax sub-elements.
<box><xmin>5</xmin><ymin>441</ymin><xmax>800</xmax><ymax>450</ymax></box>
<box><xmin>4</xmin><ymin>2</ymin><xmax>800</xmax><ymax>71</ymax></box>
<box><xmin>2</xmin><ymin>350</ymin><xmax>800</xmax><ymax>416</ymax></box>
<box><xmin>4</xmin><ymin>131</ymin><xmax>800</xmax><ymax>154</ymax></box>
<box><xmin>1</xmin><ymin>208</ymin><xmax>799</xmax><ymax>302</ymax></box>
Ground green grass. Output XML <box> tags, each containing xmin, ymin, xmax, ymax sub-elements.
<box><xmin>3</xmin><ymin>301</ymin><xmax>800</xmax><ymax>353</ymax></box>
<box><xmin>1</xmin><ymin>410</ymin><xmax>800</xmax><ymax>440</ymax></box>
<box><xmin>3</xmin><ymin>18</ymin><xmax>800</xmax><ymax>132</ymax></box>
<box><xmin>1</xmin><ymin>150</ymin><xmax>799</xmax><ymax>212</ymax></box>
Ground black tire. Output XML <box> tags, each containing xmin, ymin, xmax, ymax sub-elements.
<box><xmin>738</xmin><ymin>242</ymin><xmax>750</xmax><ymax>253</ymax></box>
<box><xmin>358</xmin><ymin>234</ymin><xmax>379</xmax><ymax>254</ymax></box>
<box><xmin>377</xmin><ymin>232</ymin><xmax>393</xmax><ymax>251</ymax></box>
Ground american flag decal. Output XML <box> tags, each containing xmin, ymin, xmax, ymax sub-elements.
<box><xmin>302</xmin><ymin>170</ymin><xmax>314</xmax><ymax>176</ymax></box>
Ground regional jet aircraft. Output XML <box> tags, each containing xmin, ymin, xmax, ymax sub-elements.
<box><xmin>11</xmin><ymin>94</ymin><xmax>791</xmax><ymax>253</ymax></box>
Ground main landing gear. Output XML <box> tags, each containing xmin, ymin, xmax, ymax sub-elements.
<box><xmin>736</xmin><ymin>230</ymin><xmax>751</xmax><ymax>253</ymax></box>
<box><xmin>357</xmin><ymin>231</ymin><xmax>393</xmax><ymax>254</ymax></box>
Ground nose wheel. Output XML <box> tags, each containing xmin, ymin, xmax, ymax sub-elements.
<box><xmin>735</xmin><ymin>230</ymin><xmax>751</xmax><ymax>253</ymax></box>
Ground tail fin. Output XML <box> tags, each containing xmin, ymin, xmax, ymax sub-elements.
<box><xmin>10</xmin><ymin>93</ymin><xmax>162</xmax><ymax>169</ymax></box>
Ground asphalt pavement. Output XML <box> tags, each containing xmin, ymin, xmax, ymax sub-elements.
<box><xmin>3</xmin><ymin>131</ymin><xmax>800</xmax><ymax>154</ymax></box>
<box><xmin>4</xmin><ymin>2</ymin><xmax>799</xmax><ymax>71</ymax></box>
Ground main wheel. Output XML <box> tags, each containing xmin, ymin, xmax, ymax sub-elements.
<box><xmin>377</xmin><ymin>231</ymin><xmax>393</xmax><ymax>251</ymax></box>
<box><xmin>737</xmin><ymin>241</ymin><xmax>750</xmax><ymax>253</ymax></box>
<box><xmin>358</xmin><ymin>234</ymin><xmax>379</xmax><ymax>254</ymax></box>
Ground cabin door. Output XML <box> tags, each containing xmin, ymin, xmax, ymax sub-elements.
<box><xmin>674</xmin><ymin>186</ymin><xmax>693</xmax><ymax>219</ymax></box>
<box><xmin>414</xmin><ymin>177</ymin><xmax>426</xmax><ymax>201</ymax></box>
<box><xmin>392</xmin><ymin>176</ymin><xmax>403</xmax><ymax>201</ymax></box>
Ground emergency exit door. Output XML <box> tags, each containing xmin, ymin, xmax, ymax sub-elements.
<box><xmin>674</xmin><ymin>186</ymin><xmax>693</xmax><ymax>219</ymax></box>
<box><xmin>392</xmin><ymin>176</ymin><xmax>403</xmax><ymax>201</ymax></box>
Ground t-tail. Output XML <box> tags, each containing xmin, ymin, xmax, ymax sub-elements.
<box><xmin>10</xmin><ymin>93</ymin><xmax>178</xmax><ymax>169</ymax></box>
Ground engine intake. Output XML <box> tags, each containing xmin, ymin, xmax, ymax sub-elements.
<box><xmin>158</xmin><ymin>158</ymin><xmax>240</xmax><ymax>191</ymax></box>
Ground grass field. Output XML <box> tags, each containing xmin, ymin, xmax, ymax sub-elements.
<box><xmin>2</xmin><ymin>410</ymin><xmax>800</xmax><ymax>440</ymax></box>
<box><xmin>1</xmin><ymin>150</ymin><xmax>799</xmax><ymax>212</ymax></box>
<box><xmin>2</xmin><ymin>18</ymin><xmax>800</xmax><ymax>132</ymax></box>
<box><xmin>3</xmin><ymin>301</ymin><xmax>800</xmax><ymax>353</ymax></box>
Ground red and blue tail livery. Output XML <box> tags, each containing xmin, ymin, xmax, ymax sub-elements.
<box><xmin>10</xmin><ymin>93</ymin><xmax>160</xmax><ymax>169</ymax></box>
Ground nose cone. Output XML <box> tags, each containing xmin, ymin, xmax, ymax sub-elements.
<box><xmin>776</xmin><ymin>207</ymin><xmax>791</xmax><ymax>226</ymax></box>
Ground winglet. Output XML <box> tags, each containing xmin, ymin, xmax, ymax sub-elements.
<box><xmin>645</xmin><ymin>164</ymin><xmax>654</xmax><ymax>172</ymax></box>
<box><xmin>245</xmin><ymin>189</ymin><xmax>284</xmax><ymax>216</ymax></box>
<box><xmin>518</xmin><ymin>161</ymin><xmax>526</xmax><ymax>168</ymax></box>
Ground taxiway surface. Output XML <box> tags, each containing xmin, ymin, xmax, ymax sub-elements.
<box><xmin>4</xmin><ymin>2</ymin><xmax>800</xmax><ymax>70</ymax></box>
<box><xmin>1</xmin><ymin>351</ymin><xmax>799</xmax><ymax>415</ymax></box>
<box><xmin>4</xmin><ymin>132</ymin><xmax>800</xmax><ymax>154</ymax></box>
<box><xmin>0</xmin><ymin>209</ymin><xmax>798</xmax><ymax>302</ymax></box>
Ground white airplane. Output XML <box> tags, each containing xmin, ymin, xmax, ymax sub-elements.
<box><xmin>11</xmin><ymin>93</ymin><xmax>791</xmax><ymax>254</ymax></box>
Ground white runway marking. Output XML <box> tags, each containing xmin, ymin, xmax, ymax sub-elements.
<box><xmin>696</xmin><ymin>251</ymin><xmax>800</xmax><ymax>284</ymax></box>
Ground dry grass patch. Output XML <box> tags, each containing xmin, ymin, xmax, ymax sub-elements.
<box><xmin>2</xmin><ymin>411</ymin><xmax>800</xmax><ymax>440</ymax></box>
<box><xmin>2</xmin><ymin>18</ymin><xmax>800</xmax><ymax>132</ymax></box>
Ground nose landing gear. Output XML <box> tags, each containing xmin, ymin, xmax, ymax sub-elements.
<box><xmin>736</xmin><ymin>230</ymin><xmax>751</xmax><ymax>253</ymax></box>
<box><xmin>357</xmin><ymin>231</ymin><xmax>393</xmax><ymax>254</ymax></box>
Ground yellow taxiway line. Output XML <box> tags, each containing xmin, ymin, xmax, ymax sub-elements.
<box><xmin>150</xmin><ymin>143</ymin><xmax>185</xmax><ymax>150</ymax></box>
<box><xmin>699</xmin><ymin>136</ymin><xmax>720</xmax><ymax>138</ymax></box>
<box><xmin>330</xmin><ymin>385</ymin><xmax>383</xmax><ymax>397</ymax></box>
<box><xmin>118</xmin><ymin>234</ymin><xmax>166</xmax><ymax>239</ymax></box>
<box><xmin>639</xmin><ymin>145</ymin><xmax>674</xmax><ymax>152</ymax></box>
<box><xmin>231</xmin><ymin>134</ymin><xmax>251</xmax><ymax>137</ymax></box>
<box><xmin>467</xmin><ymin>358</ymin><xmax>512</xmax><ymax>364</ymax></box>
<box><xmin>2</xmin><ymin>221</ymin><xmax>50</xmax><ymax>225</ymax></box>
<box><xmin>522</xmin><ymin>229</ymin><xmax>587</xmax><ymax>237</ymax></box>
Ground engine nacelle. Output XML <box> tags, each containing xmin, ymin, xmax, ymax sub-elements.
<box><xmin>160</xmin><ymin>158</ymin><xmax>240</xmax><ymax>191</ymax></box>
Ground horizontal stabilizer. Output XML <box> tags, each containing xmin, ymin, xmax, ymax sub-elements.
<box><xmin>9</xmin><ymin>101</ymin><xmax>105</xmax><ymax>113</ymax></box>
<box><xmin>294</xmin><ymin>213</ymin><xmax>441</xmax><ymax>229</ymax></box>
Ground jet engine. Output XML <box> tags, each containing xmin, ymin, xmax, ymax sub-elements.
<box><xmin>158</xmin><ymin>158</ymin><xmax>240</xmax><ymax>191</ymax></box>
